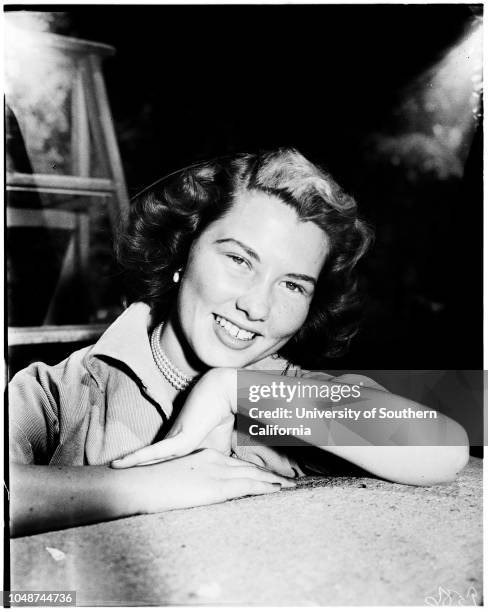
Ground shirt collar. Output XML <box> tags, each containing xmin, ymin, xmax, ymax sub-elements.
<box><xmin>86</xmin><ymin>302</ymin><xmax>172</xmax><ymax>407</ymax></box>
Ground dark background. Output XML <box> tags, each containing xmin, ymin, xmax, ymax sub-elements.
<box><xmin>7</xmin><ymin>4</ymin><xmax>483</xmax><ymax>374</ymax></box>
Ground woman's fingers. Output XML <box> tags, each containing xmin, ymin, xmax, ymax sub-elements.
<box><xmin>111</xmin><ymin>438</ymin><xmax>299</xmax><ymax>497</ymax></box>
<box><xmin>229</xmin><ymin>465</ymin><xmax>297</xmax><ymax>488</ymax></box>
<box><xmin>221</xmin><ymin>454</ymin><xmax>297</xmax><ymax>487</ymax></box>
<box><xmin>113</xmin><ymin>414</ymin><xmax>237</xmax><ymax>469</ymax></box>
<box><xmin>111</xmin><ymin>435</ymin><xmax>186</xmax><ymax>468</ymax></box>
<box><xmin>222</xmin><ymin>478</ymin><xmax>283</xmax><ymax>500</ymax></box>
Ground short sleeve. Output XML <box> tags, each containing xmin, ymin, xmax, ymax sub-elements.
<box><xmin>8</xmin><ymin>362</ymin><xmax>62</xmax><ymax>464</ymax></box>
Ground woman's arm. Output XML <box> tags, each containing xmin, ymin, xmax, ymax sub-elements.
<box><xmin>319</xmin><ymin>444</ymin><xmax>469</xmax><ymax>486</ymax></box>
<box><xmin>10</xmin><ymin>463</ymin><xmax>140</xmax><ymax>536</ymax></box>
<box><xmin>319</xmin><ymin>387</ymin><xmax>470</xmax><ymax>485</ymax></box>
<box><xmin>239</xmin><ymin>371</ymin><xmax>470</xmax><ymax>485</ymax></box>
<box><xmin>9</xmin><ymin>449</ymin><xmax>295</xmax><ymax>537</ymax></box>
<box><xmin>113</xmin><ymin>369</ymin><xmax>470</xmax><ymax>486</ymax></box>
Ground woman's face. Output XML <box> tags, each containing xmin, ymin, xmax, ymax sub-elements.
<box><xmin>176</xmin><ymin>189</ymin><xmax>330</xmax><ymax>368</ymax></box>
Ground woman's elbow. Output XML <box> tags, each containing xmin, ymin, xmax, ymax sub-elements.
<box><xmin>406</xmin><ymin>415</ymin><xmax>470</xmax><ymax>485</ymax></box>
<box><xmin>408</xmin><ymin>439</ymin><xmax>470</xmax><ymax>486</ymax></box>
<box><xmin>436</xmin><ymin>441</ymin><xmax>470</xmax><ymax>483</ymax></box>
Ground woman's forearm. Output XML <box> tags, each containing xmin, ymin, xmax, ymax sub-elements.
<box><xmin>9</xmin><ymin>463</ymin><xmax>142</xmax><ymax>537</ymax></box>
<box><xmin>9</xmin><ymin>449</ymin><xmax>295</xmax><ymax>537</ymax></box>
<box><xmin>316</xmin><ymin>385</ymin><xmax>470</xmax><ymax>485</ymax></box>
<box><xmin>323</xmin><ymin>444</ymin><xmax>469</xmax><ymax>486</ymax></box>
<box><xmin>238</xmin><ymin>371</ymin><xmax>470</xmax><ymax>485</ymax></box>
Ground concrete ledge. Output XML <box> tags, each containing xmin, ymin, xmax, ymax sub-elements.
<box><xmin>10</xmin><ymin>457</ymin><xmax>482</xmax><ymax>605</ymax></box>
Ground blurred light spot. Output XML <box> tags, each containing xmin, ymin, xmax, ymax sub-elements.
<box><xmin>5</xmin><ymin>12</ymin><xmax>74</xmax><ymax>175</ymax></box>
<box><xmin>195</xmin><ymin>582</ymin><xmax>222</xmax><ymax>600</ymax></box>
<box><xmin>369</xmin><ymin>16</ymin><xmax>482</xmax><ymax>182</ymax></box>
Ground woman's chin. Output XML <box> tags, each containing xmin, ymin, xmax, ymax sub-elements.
<box><xmin>194</xmin><ymin>346</ymin><xmax>260</xmax><ymax>370</ymax></box>
<box><xmin>198</xmin><ymin>355</ymin><xmax>255</xmax><ymax>370</ymax></box>
<box><xmin>197</xmin><ymin>349</ymin><xmax>279</xmax><ymax>370</ymax></box>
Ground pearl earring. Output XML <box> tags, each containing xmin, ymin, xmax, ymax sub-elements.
<box><xmin>173</xmin><ymin>270</ymin><xmax>181</xmax><ymax>283</ymax></box>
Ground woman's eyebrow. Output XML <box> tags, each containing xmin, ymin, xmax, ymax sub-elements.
<box><xmin>214</xmin><ymin>238</ymin><xmax>260</xmax><ymax>262</ymax></box>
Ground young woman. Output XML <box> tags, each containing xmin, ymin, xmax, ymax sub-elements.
<box><xmin>9</xmin><ymin>149</ymin><xmax>469</xmax><ymax>536</ymax></box>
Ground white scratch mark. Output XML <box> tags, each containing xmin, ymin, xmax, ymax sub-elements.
<box><xmin>46</xmin><ymin>547</ymin><xmax>66</xmax><ymax>561</ymax></box>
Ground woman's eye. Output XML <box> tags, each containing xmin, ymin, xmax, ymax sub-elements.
<box><xmin>283</xmin><ymin>281</ymin><xmax>305</xmax><ymax>294</ymax></box>
<box><xmin>227</xmin><ymin>254</ymin><xmax>250</xmax><ymax>269</ymax></box>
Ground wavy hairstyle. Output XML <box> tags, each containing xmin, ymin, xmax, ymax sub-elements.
<box><xmin>116</xmin><ymin>148</ymin><xmax>373</xmax><ymax>367</ymax></box>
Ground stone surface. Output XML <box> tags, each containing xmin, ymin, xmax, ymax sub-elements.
<box><xmin>10</xmin><ymin>458</ymin><xmax>482</xmax><ymax>606</ymax></box>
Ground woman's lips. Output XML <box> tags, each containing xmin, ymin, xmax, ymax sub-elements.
<box><xmin>212</xmin><ymin>314</ymin><xmax>259</xmax><ymax>350</ymax></box>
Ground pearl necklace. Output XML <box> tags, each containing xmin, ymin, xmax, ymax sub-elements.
<box><xmin>150</xmin><ymin>323</ymin><xmax>194</xmax><ymax>391</ymax></box>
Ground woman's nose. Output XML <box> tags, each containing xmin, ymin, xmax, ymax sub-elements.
<box><xmin>236</xmin><ymin>283</ymin><xmax>272</xmax><ymax>322</ymax></box>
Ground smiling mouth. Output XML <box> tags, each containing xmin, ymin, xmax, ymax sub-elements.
<box><xmin>213</xmin><ymin>314</ymin><xmax>258</xmax><ymax>341</ymax></box>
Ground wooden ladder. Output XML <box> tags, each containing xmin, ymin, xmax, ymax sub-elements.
<box><xmin>6</xmin><ymin>31</ymin><xmax>130</xmax><ymax>347</ymax></box>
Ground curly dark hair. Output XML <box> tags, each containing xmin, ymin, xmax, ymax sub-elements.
<box><xmin>116</xmin><ymin>148</ymin><xmax>373</xmax><ymax>367</ymax></box>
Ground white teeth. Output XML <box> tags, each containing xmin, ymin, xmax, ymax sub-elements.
<box><xmin>215</xmin><ymin>316</ymin><xmax>255</xmax><ymax>341</ymax></box>
<box><xmin>236</xmin><ymin>329</ymin><xmax>250</xmax><ymax>340</ymax></box>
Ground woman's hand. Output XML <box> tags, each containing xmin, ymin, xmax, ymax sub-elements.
<box><xmin>134</xmin><ymin>448</ymin><xmax>296</xmax><ymax>514</ymax></box>
<box><xmin>111</xmin><ymin>368</ymin><xmax>237</xmax><ymax>468</ymax></box>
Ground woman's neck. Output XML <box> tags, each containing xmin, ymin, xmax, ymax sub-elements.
<box><xmin>158</xmin><ymin>313</ymin><xmax>205</xmax><ymax>381</ymax></box>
